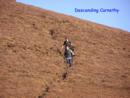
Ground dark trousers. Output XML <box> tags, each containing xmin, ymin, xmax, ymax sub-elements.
<box><xmin>66</xmin><ymin>58</ymin><xmax>72</xmax><ymax>66</ymax></box>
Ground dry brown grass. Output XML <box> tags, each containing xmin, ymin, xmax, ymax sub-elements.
<box><xmin>0</xmin><ymin>0</ymin><xmax>130</xmax><ymax>98</ymax></box>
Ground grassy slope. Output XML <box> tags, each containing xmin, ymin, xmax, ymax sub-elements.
<box><xmin>0</xmin><ymin>1</ymin><xmax>130</xmax><ymax>98</ymax></box>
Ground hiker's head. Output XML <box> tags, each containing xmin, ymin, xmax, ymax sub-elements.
<box><xmin>65</xmin><ymin>37</ymin><xmax>69</xmax><ymax>42</ymax></box>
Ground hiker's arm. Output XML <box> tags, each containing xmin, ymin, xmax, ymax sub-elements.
<box><xmin>69</xmin><ymin>48</ymin><xmax>75</xmax><ymax>55</ymax></box>
<box><xmin>62</xmin><ymin>45</ymin><xmax>64</xmax><ymax>49</ymax></box>
<box><xmin>62</xmin><ymin>41</ymin><xmax>66</xmax><ymax>49</ymax></box>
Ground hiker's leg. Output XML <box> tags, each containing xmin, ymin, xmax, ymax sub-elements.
<box><xmin>69</xmin><ymin>59</ymin><xmax>72</xmax><ymax>67</ymax></box>
<box><xmin>66</xmin><ymin>58</ymin><xmax>69</xmax><ymax>64</ymax></box>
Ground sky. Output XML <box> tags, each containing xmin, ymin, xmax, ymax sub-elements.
<box><xmin>16</xmin><ymin>0</ymin><xmax>130</xmax><ymax>32</ymax></box>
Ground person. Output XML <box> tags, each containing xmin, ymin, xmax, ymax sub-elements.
<box><xmin>64</xmin><ymin>46</ymin><xmax>74</xmax><ymax>67</ymax></box>
<box><xmin>62</xmin><ymin>37</ymin><xmax>75</xmax><ymax>66</ymax></box>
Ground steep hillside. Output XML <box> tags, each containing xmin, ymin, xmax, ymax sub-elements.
<box><xmin>0</xmin><ymin>1</ymin><xmax>130</xmax><ymax>98</ymax></box>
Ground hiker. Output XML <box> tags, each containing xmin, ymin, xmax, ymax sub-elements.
<box><xmin>64</xmin><ymin>46</ymin><xmax>75</xmax><ymax>67</ymax></box>
<box><xmin>62</xmin><ymin>37</ymin><xmax>75</xmax><ymax>66</ymax></box>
